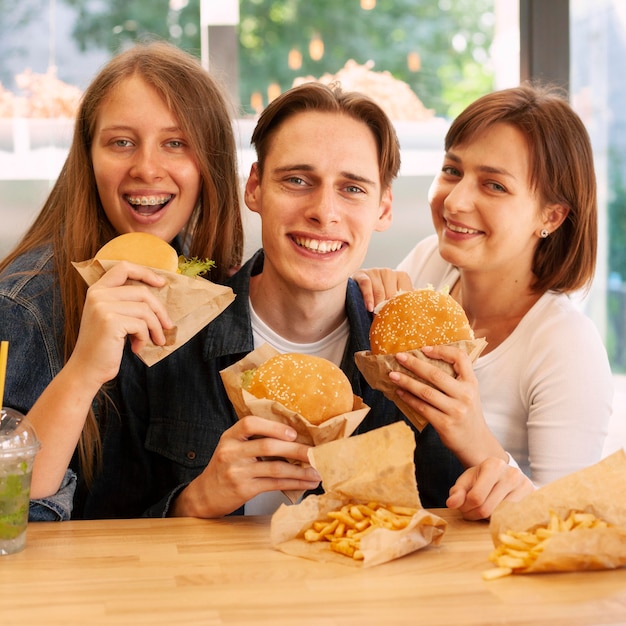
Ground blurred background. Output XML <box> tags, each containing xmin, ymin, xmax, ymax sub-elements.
<box><xmin>0</xmin><ymin>0</ymin><xmax>624</xmax><ymax>452</ymax></box>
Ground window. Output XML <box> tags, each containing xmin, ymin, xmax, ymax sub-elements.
<box><xmin>0</xmin><ymin>0</ymin><xmax>518</xmax><ymax>267</ymax></box>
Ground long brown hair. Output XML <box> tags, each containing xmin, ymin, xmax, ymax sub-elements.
<box><xmin>0</xmin><ymin>41</ymin><xmax>244</xmax><ymax>482</ymax></box>
<box><xmin>445</xmin><ymin>83</ymin><xmax>597</xmax><ymax>294</ymax></box>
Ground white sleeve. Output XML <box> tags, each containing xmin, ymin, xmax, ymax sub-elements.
<box><xmin>522</xmin><ymin>308</ymin><xmax>613</xmax><ymax>487</ymax></box>
<box><xmin>396</xmin><ymin>235</ymin><xmax>459</xmax><ymax>289</ymax></box>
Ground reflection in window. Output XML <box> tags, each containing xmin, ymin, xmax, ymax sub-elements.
<box><xmin>571</xmin><ymin>0</ymin><xmax>626</xmax><ymax>372</ymax></box>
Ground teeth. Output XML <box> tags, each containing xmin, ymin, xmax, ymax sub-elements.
<box><xmin>295</xmin><ymin>237</ymin><xmax>343</xmax><ymax>253</ymax></box>
<box><xmin>448</xmin><ymin>222</ymin><xmax>480</xmax><ymax>234</ymax></box>
<box><xmin>126</xmin><ymin>195</ymin><xmax>172</xmax><ymax>206</ymax></box>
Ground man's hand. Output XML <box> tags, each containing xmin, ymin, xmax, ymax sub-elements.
<box><xmin>170</xmin><ymin>416</ymin><xmax>321</xmax><ymax>518</ymax></box>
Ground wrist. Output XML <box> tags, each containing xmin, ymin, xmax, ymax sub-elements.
<box><xmin>61</xmin><ymin>356</ymin><xmax>108</xmax><ymax>399</ymax></box>
<box><xmin>169</xmin><ymin>480</ymin><xmax>219</xmax><ymax>518</ymax></box>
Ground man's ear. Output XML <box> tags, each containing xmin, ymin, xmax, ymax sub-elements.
<box><xmin>244</xmin><ymin>162</ymin><xmax>261</xmax><ymax>214</ymax></box>
<box><xmin>375</xmin><ymin>187</ymin><xmax>393</xmax><ymax>233</ymax></box>
<box><xmin>541</xmin><ymin>202</ymin><xmax>569</xmax><ymax>234</ymax></box>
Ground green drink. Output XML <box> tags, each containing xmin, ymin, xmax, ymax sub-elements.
<box><xmin>0</xmin><ymin>408</ymin><xmax>40</xmax><ymax>556</ymax></box>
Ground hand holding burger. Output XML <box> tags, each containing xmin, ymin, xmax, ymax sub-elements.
<box><xmin>355</xmin><ymin>286</ymin><xmax>486</xmax><ymax>430</ymax></box>
<box><xmin>73</xmin><ymin>232</ymin><xmax>235</xmax><ymax>366</ymax></box>
<box><xmin>220</xmin><ymin>347</ymin><xmax>369</xmax><ymax>505</ymax></box>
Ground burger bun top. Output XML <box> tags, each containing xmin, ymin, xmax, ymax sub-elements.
<box><xmin>95</xmin><ymin>232</ymin><xmax>179</xmax><ymax>273</ymax></box>
<box><xmin>246</xmin><ymin>353</ymin><xmax>353</xmax><ymax>425</ymax></box>
<box><xmin>369</xmin><ymin>288</ymin><xmax>474</xmax><ymax>355</ymax></box>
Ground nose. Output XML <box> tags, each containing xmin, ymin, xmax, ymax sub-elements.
<box><xmin>305</xmin><ymin>183</ymin><xmax>340</xmax><ymax>226</ymax></box>
<box><xmin>129</xmin><ymin>146</ymin><xmax>165</xmax><ymax>181</ymax></box>
<box><xmin>442</xmin><ymin>176</ymin><xmax>474</xmax><ymax>214</ymax></box>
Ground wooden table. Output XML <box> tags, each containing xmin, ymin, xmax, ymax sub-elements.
<box><xmin>1</xmin><ymin>509</ymin><xmax>625</xmax><ymax>625</ymax></box>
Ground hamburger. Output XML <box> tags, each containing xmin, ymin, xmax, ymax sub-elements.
<box><xmin>242</xmin><ymin>353</ymin><xmax>354</xmax><ymax>425</ymax></box>
<box><xmin>95</xmin><ymin>232</ymin><xmax>215</xmax><ymax>277</ymax></box>
<box><xmin>369</xmin><ymin>287</ymin><xmax>474</xmax><ymax>355</ymax></box>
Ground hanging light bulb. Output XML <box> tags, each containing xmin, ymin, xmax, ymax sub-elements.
<box><xmin>288</xmin><ymin>48</ymin><xmax>303</xmax><ymax>70</ymax></box>
<box><xmin>309</xmin><ymin>35</ymin><xmax>324</xmax><ymax>61</ymax></box>
<box><xmin>361</xmin><ymin>0</ymin><xmax>376</xmax><ymax>9</ymax></box>
<box><xmin>407</xmin><ymin>51</ymin><xmax>421</xmax><ymax>72</ymax></box>
<box><xmin>250</xmin><ymin>91</ymin><xmax>263</xmax><ymax>114</ymax></box>
<box><xmin>267</xmin><ymin>82</ymin><xmax>282</xmax><ymax>103</ymax></box>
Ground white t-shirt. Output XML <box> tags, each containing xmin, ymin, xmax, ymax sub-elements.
<box><xmin>398</xmin><ymin>235</ymin><xmax>614</xmax><ymax>486</ymax></box>
<box><xmin>244</xmin><ymin>300</ymin><xmax>350</xmax><ymax>515</ymax></box>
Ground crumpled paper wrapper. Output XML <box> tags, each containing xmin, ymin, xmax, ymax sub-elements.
<box><xmin>489</xmin><ymin>449</ymin><xmax>626</xmax><ymax>574</ymax></box>
<box><xmin>270</xmin><ymin>421</ymin><xmax>447</xmax><ymax>567</ymax></box>
<box><xmin>354</xmin><ymin>338</ymin><xmax>487</xmax><ymax>431</ymax></box>
<box><xmin>73</xmin><ymin>258</ymin><xmax>235</xmax><ymax>366</ymax></box>
<box><xmin>220</xmin><ymin>343</ymin><xmax>371</xmax><ymax>503</ymax></box>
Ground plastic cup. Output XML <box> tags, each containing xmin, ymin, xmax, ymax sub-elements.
<box><xmin>0</xmin><ymin>407</ymin><xmax>41</xmax><ymax>555</ymax></box>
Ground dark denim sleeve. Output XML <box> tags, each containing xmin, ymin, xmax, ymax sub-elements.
<box><xmin>28</xmin><ymin>469</ymin><xmax>77</xmax><ymax>521</ymax></box>
<box><xmin>142</xmin><ymin>483</ymin><xmax>189</xmax><ymax>518</ymax></box>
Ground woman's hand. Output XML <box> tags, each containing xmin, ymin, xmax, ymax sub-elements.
<box><xmin>171</xmin><ymin>416</ymin><xmax>322</xmax><ymax>518</ymax></box>
<box><xmin>388</xmin><ymin>345</ymin><xmax>508</xmax><ymax>467</ymax></box>
<box><xmin>29</xmin><ymin>261</ymin><xmax>174</xmax><ymax>499</ymax></box>
<box><xmin>69</xmin><ymin>261</ymin><xmax>173</xmax><ymax>390</ymax></box>
<box><xmin>351</xmin><ymin>268</ymin><xmax>413</xmax><ymax>312</ymax></box>
<box><xmin>447</xmin><ymin>458</ymin><xmax>536</xmax><ymax>520</ymax></box>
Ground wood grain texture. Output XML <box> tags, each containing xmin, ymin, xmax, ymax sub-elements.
<box><xmin>1</xmin><ymin>509</ymin><xmax>625</xmax><ymax>625</ymax></box>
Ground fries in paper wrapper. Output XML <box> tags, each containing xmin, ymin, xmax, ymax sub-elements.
<box><xmin>355</xmin><ymin>339</ymin><xmax>486</xmax><ymax>431</ymax></box>
<box><xmin>220</xmin><ymin>343</ymin><xmax>370</xmax><ymax>503</ymax></box>
<box><xmin>270</xmin><ymin>422</ymin><xmax>447</xmax><ymax>567</ymax></box>
<box><xmin>484</xmin><ymin>449</ymin><xmax>626</xmax><ymax>579</ymax></box>
<box><xmin>73</xmin><ymin>257</ymin><xmax>235</xmax><ymax>366</ymax></box>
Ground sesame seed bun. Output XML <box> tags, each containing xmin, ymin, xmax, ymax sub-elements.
<box><xmin>95</xmin><ymin>232</ymin><xmax>179</xmax><ymax>273</ymax></box>
<box><xmin>246</xmin><ymin>353</ymin><xmax>354</xmax><ymax>425</ymax></box>
<box><xmin>369</xmin><ymin>288</ymin><xmax>474</xmax><ymax>355</ymax></box>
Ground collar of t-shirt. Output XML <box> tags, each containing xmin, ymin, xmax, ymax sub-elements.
<box><xmin>249</xmin><ymin>297</ymin><xmax>349</xmax><ymax>367</ymax></box>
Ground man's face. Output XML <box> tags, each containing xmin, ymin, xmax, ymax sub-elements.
<box><xmin>244</xmin><ymin>110</ymin><xmax>392</xmax><ymax>295</ymax></box>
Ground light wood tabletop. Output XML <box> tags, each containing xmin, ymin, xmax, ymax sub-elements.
<box><xmin>1</xmin><ymin>508</ymin><xmax>625</xmax><ymax>626</ymax></box>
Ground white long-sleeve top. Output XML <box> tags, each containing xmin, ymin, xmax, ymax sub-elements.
<box><xmin>397</xmin><ymin>235</ymin><xmax>613</xmax><ymax>487</ymax></box>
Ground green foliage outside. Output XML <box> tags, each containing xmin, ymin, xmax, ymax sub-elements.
<box><xmin>606</xmin><ymin>151</ymin><xmax>626</xmax><ymax>372</ymax></box>
<box><xmin>59</xmin><ymin>0</ymin><xmax>495</xmax><ymax>119</ymax></box>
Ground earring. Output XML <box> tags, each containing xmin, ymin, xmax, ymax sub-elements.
<box><xmin>540</xmin><ymin>228</ymin><xmax>549</xmax><ymax>238</ymax></box>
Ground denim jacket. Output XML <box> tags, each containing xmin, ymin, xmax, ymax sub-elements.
<box><xmin>0</xmin><ymin>245</ymin><xmax>77</xmax><ymax>521</ymax></box>
<box><xmin>76</xmin><ymin>249</ymin><xmax>463</xmax><ymax>519</ymax></box>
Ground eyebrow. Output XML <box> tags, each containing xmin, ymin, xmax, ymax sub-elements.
<box><xmin>98</xmin><ymin>125</ymin><xmax>183</xmax><ymax>133</ymax></box>
<box><xmin>445</xmin><ymin>151</ymin><xmax>516</xmax><ymax>179</ymax></box>
<box><xmin>273</xmin><ymin>164</ymin><xmax>377</xmax><ymax>186</ymax></box>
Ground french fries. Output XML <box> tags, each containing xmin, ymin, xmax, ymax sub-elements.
<box><xmin>301</xmin><ymin>501</ymin><xmax>418</xmax><ymax>560</ymax></box>
<box><xmin>482</xmin><ymin>509</ymin><xmax>612</xmax><ymax>580</ymax></box>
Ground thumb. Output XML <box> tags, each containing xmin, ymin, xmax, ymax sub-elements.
<box><xmin>446</xmin><ymin>466</ymin><xmax>477</xmax><ymax>508</ymax></box>
<box><xmin>446</xmin><ymin>484</ymin><xmax>467</xmax><ymax>509</ymax></box>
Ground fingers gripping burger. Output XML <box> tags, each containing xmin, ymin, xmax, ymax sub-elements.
<box><xmin>242</xmin><ymin>353</ymin><xmax>354</xmax><ymax>425</ymax></box>
<box><xmin>94</xmin><ymin>232</ymin><xmax>215</xmax><ymax>277</ymax></box>
<box><xmin>354</xmin><ymin>286</ymin><xmax>486</xmax><ymax>431</ymax></box>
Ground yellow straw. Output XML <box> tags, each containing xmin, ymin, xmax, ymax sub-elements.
<box><xmin>0</xmin><ymin>341</ymin><xmax>8</xmax><ymax>410</ymax></box>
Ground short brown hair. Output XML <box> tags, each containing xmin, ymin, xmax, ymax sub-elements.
<box><xmin>445</xmin><ymin>83</ymin><xmax>596</xmax><ymax>294</ymax></box>
<box><xmin>250</xmin><ymin>82</ymin><xmax>401</xmax><ymax>190</ymax></box>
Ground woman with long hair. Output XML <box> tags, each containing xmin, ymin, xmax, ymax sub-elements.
<box><xmin>0</xmin><ymin>41</ymin><xmax>243</xmax><ymax>519</ymax></box>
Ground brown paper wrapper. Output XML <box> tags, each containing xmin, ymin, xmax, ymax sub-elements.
<box><xmin>220</xmin><ymin>343</ymin><xmax>371</xmax><ymax>503</ymax></box>
<box><xmin>354</xmin><ymin>338</ymin><xmax>487</xmax><ymax>431</ymax></box>
<box><xmin>73</xmin><ymin>258</ymin><xmax>235</xmax><ymax>366</ymax></box>
<box><xmin>489</xmin><ymin>449</ymin><xmax>626</xmax><ymax>574</ymax></box>
<box><xmin>270</xmin><ymin>422</ymin><xmax>447</xmax><ymax>567</ymax></box>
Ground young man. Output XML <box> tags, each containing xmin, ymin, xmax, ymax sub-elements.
<box><xmin>77</xmin><ymin>83</ymin><xmax>533</xmax><ymax>520</ymax></box>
